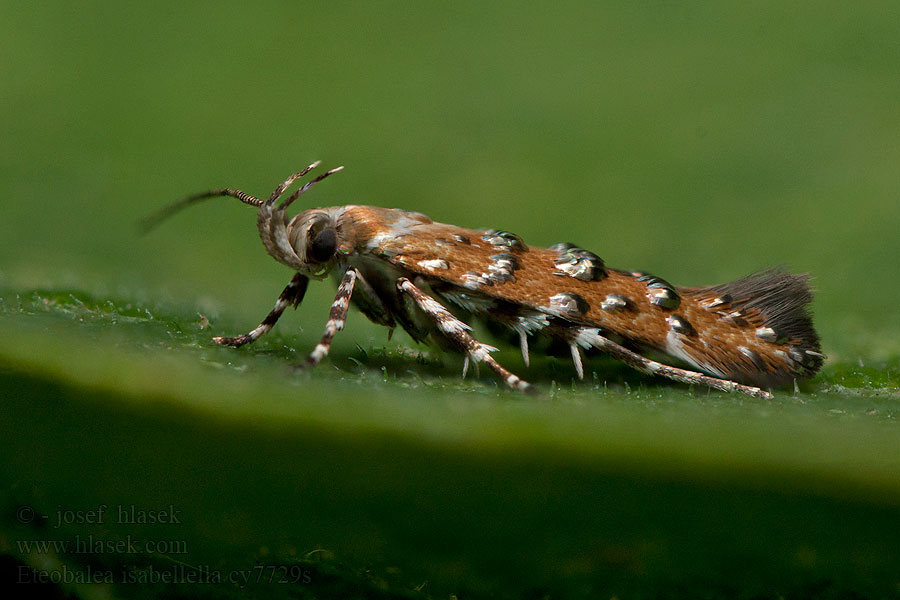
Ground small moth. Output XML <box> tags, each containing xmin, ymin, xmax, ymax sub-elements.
<box><xmin>143</xmin><ymin>162</ymin><xmax>824</xmax><ymax>399</ymax></box>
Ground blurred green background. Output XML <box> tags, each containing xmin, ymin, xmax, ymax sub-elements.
<box><xmin>2</xmin><ymin>1</ymin><xmax>900</xmax><ymax>598</ymax></box>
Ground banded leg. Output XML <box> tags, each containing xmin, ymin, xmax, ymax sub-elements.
<box><xmin>575</xmin><ymin>328</ymin><xmax>774</xmax><ymax>399</ymax></box>
<box><xmin>213</xmin><ymin>273</ymin><xmax>309</xmax><ymax>348</ymax></box>
<box><xmin>303</xmin><ymin>268</ymin><xmax>358</xmax><ymax>367</ymax></box>
<box><xmin>397</xmin><ymin>278</ymin><xmax>534</xmax><ymax>393</ymax></box>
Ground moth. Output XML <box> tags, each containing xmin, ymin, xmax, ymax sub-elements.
<box><xmin>143</xmin><ymin>161</ymin><xmax>824</xmax><ymax>399</ymax></box>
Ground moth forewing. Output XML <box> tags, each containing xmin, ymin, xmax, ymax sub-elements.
<box><xmin>146</xmin><ymin>164</ymin><xmax>823</xmax><ymax>399</ymax></box>
<box><xmin>366</xmin><ymin>216</ymin><xmax>822</xmax><ymax>390</ymax></box>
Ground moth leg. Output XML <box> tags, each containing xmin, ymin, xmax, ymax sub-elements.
<box><xmin>214</xmin><ymin>273</ymin><xmax>309</xmax><ymax>348</ymax></box>
<box><xmin>576</xmin><ymin>328</ymin><xmax>774</xmax><ymax>400</ymax></box>
<box><xmin>519</xmin><ymin>331</ymin><xmax>531</xmax><ymax>367</ymax></box>
<box><xmin>569</xmin><ymin>342</ymin><xmax>585</xmax><ymax>380</ymax></box>
<box><xmin>460</xmin><ymin>356</ymin><xmax>481</xmax><ymax>379</ymax></box>
<box><xmin>303</xmin><ymin>268</ymin><xmax>358</xmax><ymax>368</ymax></box>
<box><xmin>397</xmin><ymin>278</ymin><xmax>534</xmax><ymax>393</ymax></box>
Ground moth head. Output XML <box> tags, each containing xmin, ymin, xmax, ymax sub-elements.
<box><xmin>140</xmin><ymin>161</ymin><xmax>345</xmax><ymax>279</ymax></box>
<box><xmin>285</xmin><ymin>209</ymin><xmax>342</xmax><ymax>276</ymax></box>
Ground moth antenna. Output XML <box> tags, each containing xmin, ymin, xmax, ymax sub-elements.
<box><xmin>278</xmin><ymin>165</ymin><xmax>345</xmax><ymax>211</ymax></box>
<box><xmin>139</xmin><ymin>188</ymin><xmax>263</xmax><ymax>235</ymax></box>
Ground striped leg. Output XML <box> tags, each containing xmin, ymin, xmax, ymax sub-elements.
<box><xmin>304</xmin><ymin>268</ymin><xmax>358</xmax><ymax>367</ymax></box>
<box><xmin>574</xmin><ymin>327</ymin><xmax>774</xmax><ymax>400</ymax></box>
<box><xmin>397</xmin><ymin>278</ymin><xmax>534</xmax><ymax>393</ymax></box>
<box><xmin>213</xmin><ymin>273</ymin><xmax>309</xmax><ymax>348</ymax></box>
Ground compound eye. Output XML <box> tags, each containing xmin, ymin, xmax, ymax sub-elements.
<box><xmin>308</xmin><ymin>228</ymin><xmax>337</xmax><ymax>263</ymax></box>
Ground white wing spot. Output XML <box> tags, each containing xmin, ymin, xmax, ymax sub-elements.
<box><xmin>417</xmin><ymin>258</ymin><xmax>450</xmax><ymax>271</ymax></box>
